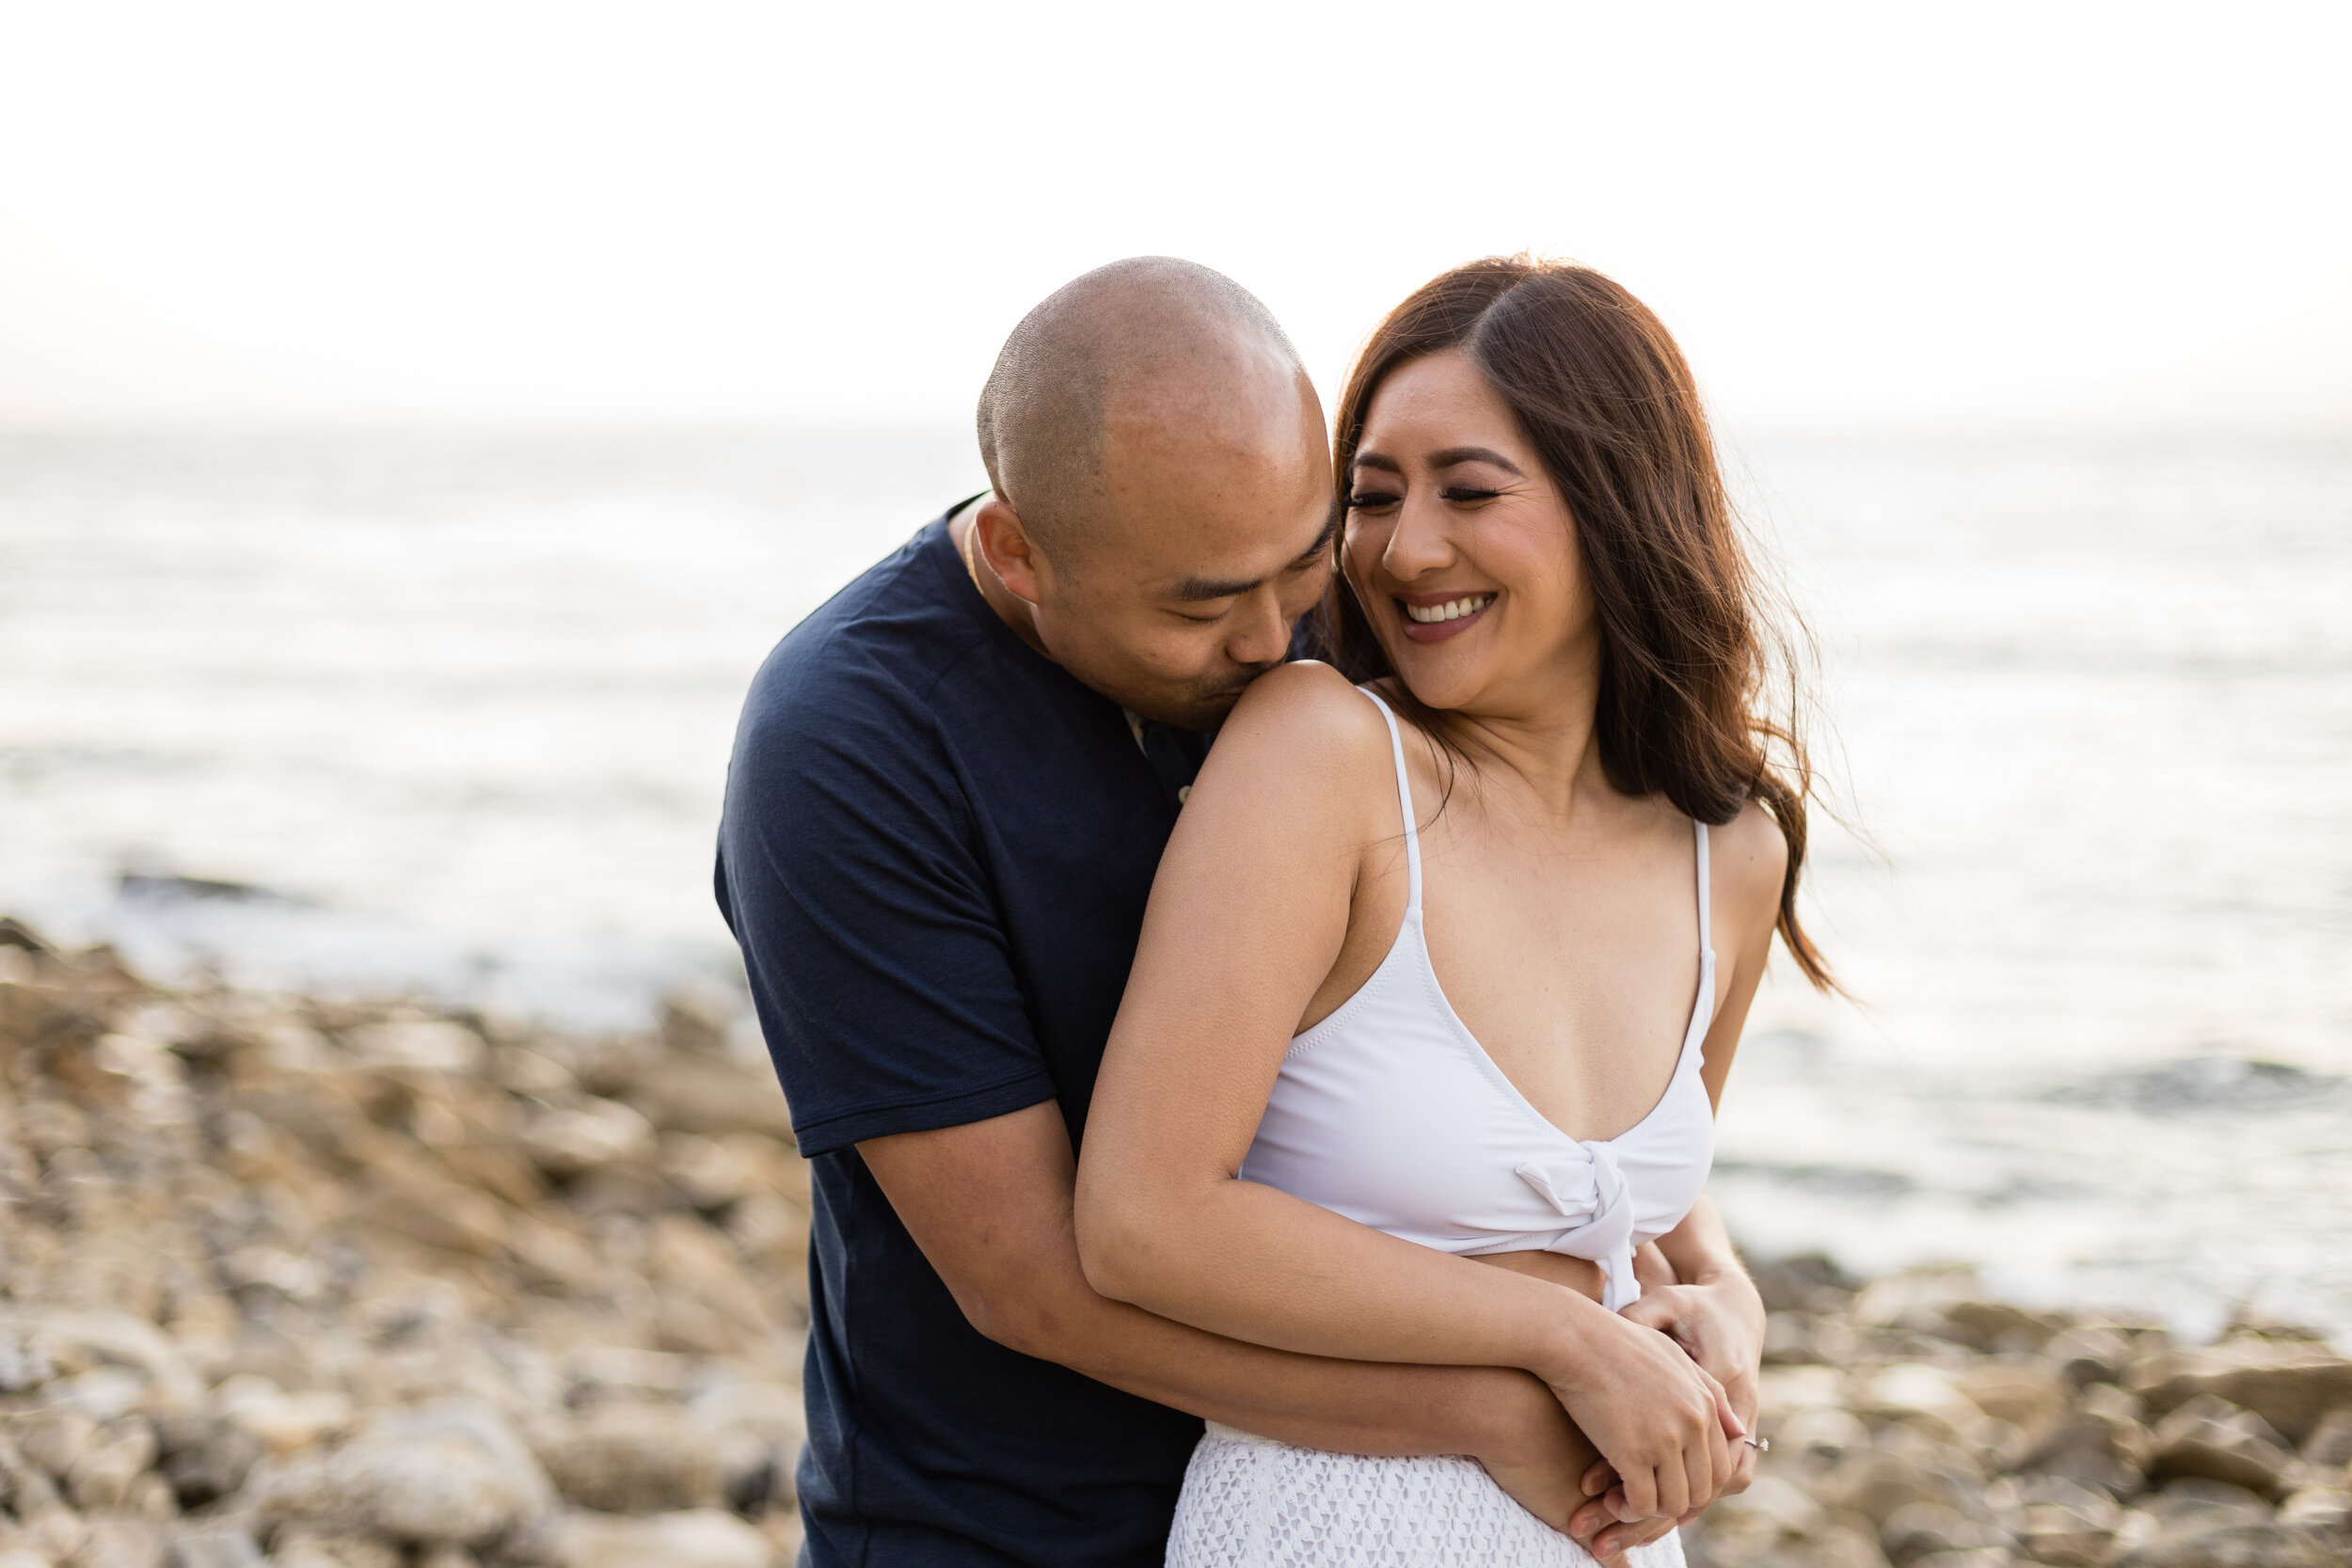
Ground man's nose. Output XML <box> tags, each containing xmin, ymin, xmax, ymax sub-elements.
<box><xmin>1223</xmin><ymin>587</ymin><xmax>1292</xmax><ymax>669</ymax></box>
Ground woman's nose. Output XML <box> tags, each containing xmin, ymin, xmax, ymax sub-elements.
<box><xmin>1382</xmin><ymin>499</ymin><xmax>1456</xmax><ymax>578</ymax></box>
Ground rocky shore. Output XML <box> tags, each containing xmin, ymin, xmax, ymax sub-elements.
<box><xmin>1692</xmin><ymin>1258</ymin><xmax>2352</xmax><ymax>1566</ymax></box>
<box><xmin>0</xmin><ymin>918</ymin><xmax>2346</xmax><ymax>1568</ymax></box>
<box><xmin>0</xmin><ymin>921</ymin><xmax>807</xmax><ymax>1568</ymax></box>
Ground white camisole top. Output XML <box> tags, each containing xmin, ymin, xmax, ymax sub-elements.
<box><xmin>1238</xmin><ymin>689</ymin><xmax>1718</xmax><ymax>1311</ymax></box>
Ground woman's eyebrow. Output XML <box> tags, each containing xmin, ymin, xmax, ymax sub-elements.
<box><xmin>1352</xmin><ymin>452</ymin><xmax>1404</xmax><ymax>474</ymax></box>
<box><xmin>1427</xmin><ymin>445</ymin><xmax>1523</xmax><ymax>475</ymax></box>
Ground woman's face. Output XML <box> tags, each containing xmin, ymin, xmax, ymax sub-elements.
<box><xmin>1343</xmin><ymin>348</ymin><xmax>1594</xmax><ymax>715</ymax></box>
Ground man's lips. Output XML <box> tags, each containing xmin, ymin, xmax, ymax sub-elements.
<box><xmin>1396</xmin><ymin>591</ymin><xmax>1496</xmax><ymax>643</ymax></box>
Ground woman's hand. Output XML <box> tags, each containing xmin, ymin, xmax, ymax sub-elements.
<box><xmin>1616</xmin><ymin>1274</ymin><xmax>1767</xmax><ymax>1502</ymax></box>
<box><xmin>1535</xmin><ymin>1305</ymin><xmax>1744</xmax><ymax>1525</ymax></box>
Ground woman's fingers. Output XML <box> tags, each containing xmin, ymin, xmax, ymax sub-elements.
<box><xmin>1613</xmin><ymin>1459</ymin><xmax>1660</xmax><ymax>1523</ymax></box>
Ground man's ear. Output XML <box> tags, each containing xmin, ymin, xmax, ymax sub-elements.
<box><xmin>975</xmin><ymin>497</ymin><xmax>1045</xmax><ymax>605</ymax></box>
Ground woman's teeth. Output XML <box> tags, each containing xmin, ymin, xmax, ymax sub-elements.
<box><xmin>1403</xmin><ymin>594</ymin><xmax>1495</xmax><ymax>625</ymax></box>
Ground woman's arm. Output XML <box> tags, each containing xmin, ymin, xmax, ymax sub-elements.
<box><xmin>1616</xmin><ymin>800</ymin><xmax>1790</xmax><ymax>1507</ymax></box>
<box><xmin>1074</xmin><ymin>663</ymin><xmax>1739</xmax><ymax>1524</ymax></box>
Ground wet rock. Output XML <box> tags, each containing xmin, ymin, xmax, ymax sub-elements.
<box><xmin>2147</xmin><ymin>1395</ymin><xmax>2303</xmax><ymax>1499</ymax></box>
<box><xmin>535</xmin><ymin>1404</ymin><xmax>723</xmax><ymax>1514</ymax></box>
<box><xmin>534</xmin><ymin>1509</ymin><xmax>772</xmax><ymax>1568</ymax></box>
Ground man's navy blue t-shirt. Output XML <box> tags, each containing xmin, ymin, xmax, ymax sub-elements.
<box><xmin>716</xmin><ymin>508</ymin><xmax>1210</xmax><ymax>1567</ymax></box>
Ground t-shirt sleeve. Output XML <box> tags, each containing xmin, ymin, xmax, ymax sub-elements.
<box><xmin>717</xmin><ymin>666</ymin><xmax>1054</xmax><ymax>1157</ymax></box>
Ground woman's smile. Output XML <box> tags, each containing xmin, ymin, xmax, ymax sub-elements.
<box><xmin>1397</xmin><ymin>589</ymin><xmax>1497</xmax><ymax>642</ymax></box>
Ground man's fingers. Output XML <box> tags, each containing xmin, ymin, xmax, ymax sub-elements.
<box><xmin>1581</xmin><ymin>1459</ymin><xmax>1617</xmax><ymax>1499</ymax></box>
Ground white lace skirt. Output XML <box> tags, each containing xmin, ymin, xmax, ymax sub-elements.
<box><xmin>1167</xmin><ymin>1423</ymin><xmax>1687</xmax><ymax>1568</ymax></box>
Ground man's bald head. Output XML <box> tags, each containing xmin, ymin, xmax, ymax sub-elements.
<box><xmin>976</xmin><ymin>257</ymin><xmax>1311</xmax><ymax>556</ymax></box>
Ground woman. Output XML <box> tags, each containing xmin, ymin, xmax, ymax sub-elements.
<box><xmin>1073</xmin><ymin>256</ymin><xmax>1835</xmax><ymax>1566</ymax></box>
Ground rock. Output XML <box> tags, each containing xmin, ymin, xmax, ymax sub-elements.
<box><xmin>166</xmin><ymin>1525</ymin><xmax>265</xmax><ymax>1568</ymax></box>
<box><xmin>2147</xmin><ymin>1395</ymin><xmax>2303</xmax><ymax>1499</ymax></box>
<box><xmin>254</xmin><ymin>1401</ymin><xmax>551</xmax><ymax>1546</ymax></box>
<box><xmin>1878</xmin><ymin>1499</ymin><xmax>2006</xmax><ymax>1563</ymax></box>
<box><xmin>80</xmin><ymin>1517</ymin><xmax>167</xmax><ymax>1568</ymax></box>
<box><xmin>1953</xmin><ymin>1362</ymin><xmax>2069</xmax><ymax>1429</ymax></box>
<box><xmin>622</xmin><ymin>1056</ymin><xmax>792</xmax><ymax>1141</ymax></box>
<box><xmin>415</xmin><ymin>1549</ymin><xmax>480</xmax><ymax>1568</ymax></box>
<box><xmin>342</xmin><ymin>1022</ymin><xmax>482</xmax><ymax>1074</ymax></box>
<box><xmin>1818</xmin><ymin>1451</ymin><xmax>1966</xmax><ymax>1525</ymax></box>
<box><xmin>2276</xmin><ymin>1486</ymin><xmax>2350</xmax><ymax>1532</ymax></box>
<box><xmin>213</xmin><ymin>1377</ymin><xmax>356</xmax><ymax>1456</ymax></box>
<box><xmin>536</xmin><ymin>1509</ymin><xmax>771</xmax><ymax>1568</ymax></box>
<box><xmin>2016</xmin><ymin>1495</ymin><xmax>2122</xmax><ymax>1566</ymax></box>
<box><xmin>2300</xmin><ymin>1407</ymin><xmax>2352</xmax><ymax>1468</ymax></box>
<box><xmin>2114</xmin><ymin>1522</ymin><xmax>2344</xmax><ymax>1567</ymax></box>
<box><xmin>12</xmin><ymin>1407</ymin><xmax>98</xmax><ymax>1477</ymax></box>
<box><xmin>2044</xmin><ymin>1325</ymin><xmax>2136</xmax><ymax>1388</ymax></box>
<box><xmin>1904</xmin><ymin>1552</ymin><xmax>2011</xmax><ymax>1568</ymax></box>
<box><xmin>2129</xmin><ymin>1479</ymin><xmax>2277</xmax><ymax>1538</ymax></box>
<box><xmin>535</xmin><ymin>1404</ymin><xmax>723</xmax><ymax>1514</ymax></box>
<box><xmin>1941</xmin><ymin>1299</ymin><xmax>2067</xmax><ymax>1353</ymax></box>
<box><xmin>269</xmin><ymin>1530</ymin><xmax>403</xmax><ymax>1568</ymax></box>
<box><xmin>66</xmin><ymin>1417</ymin><xmax>159</xmax><ymax>1510</ymax></box>
<box><xmin>153</xmin><ymin>1409</ymin><xmax>266</xmax><ymax>1503</ymax></box>
<box><xmin>2129</xmin><ymin>1344</ymin><xmax>2352</xmax><ymax>1446</ymax></box>
<box><xmin>520</xmin><ymin>1101</ymin><xmax>656</xmax><ymax>1180</ymax></box>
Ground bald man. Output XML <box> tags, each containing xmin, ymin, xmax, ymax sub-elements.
<box><xmin>718</xmin><ymin>261</ymin><xmax>1606</xmax><ymax>1567</ymax></box>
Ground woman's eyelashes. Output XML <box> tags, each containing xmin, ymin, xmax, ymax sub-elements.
<box><xmin>1345</xmin><ymin>483</ymin><xmax>1503</xmax><ymax>511</ymax></box>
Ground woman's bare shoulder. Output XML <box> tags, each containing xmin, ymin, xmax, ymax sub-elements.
<box><xmin>1187</xmin><ymin>662</ymin><xmax>1399</xmax><ymax>820</ymax></box>
<box><xmin>1711</xmin><ymin>797</ymin><xmax>1791</xmax><ymax>938</ymax></box>
<box><xmin>1215</xmin><ymin>661</ymin><xmax>1395</xmax><ymax>768</ymax></box>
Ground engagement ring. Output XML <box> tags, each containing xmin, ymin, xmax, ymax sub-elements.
<box><xmin>1740</xmin><ymin>1436</ymin><xmax>1771</xmax><ymax>1451</ymax></box>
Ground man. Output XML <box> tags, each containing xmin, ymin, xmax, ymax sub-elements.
<box><xmin>717</xmin><ymin>258</ymin><xmax>1750</xmax><ymax>1565</ymax></box>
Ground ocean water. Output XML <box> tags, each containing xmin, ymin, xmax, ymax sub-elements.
<box><xmin>4</xmin><ymin>430</ymin><xmax>2348</xmax><ymax>1343</ymax></box>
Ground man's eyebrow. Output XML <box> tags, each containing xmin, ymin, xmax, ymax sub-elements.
<box><xmin>1164</xmin><ymin>515</ymin><xmax>1338</xmax><ymax>603</ymax></box>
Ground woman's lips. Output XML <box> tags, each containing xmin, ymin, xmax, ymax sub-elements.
<box><xmin>1396</xmin><ymin>591</ymin><xmax>1496</xmax><ymax>643</ymax></box>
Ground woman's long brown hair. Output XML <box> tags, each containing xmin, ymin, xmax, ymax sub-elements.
<box><xmin>1321</xmin><ymin>255</ymin><xmax>1836</xmax><ymax>990</ymax></box>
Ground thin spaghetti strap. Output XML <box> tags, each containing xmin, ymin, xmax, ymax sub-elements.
<box><xmin>1356</xmin><ymin>689</ymin><xmax>1422</xmax><ymax>913</ymax></box>
<box><xmin>1693</xmin><ymin>818</ymin><xmax>1713</xmax><ymax>958</ymax></box>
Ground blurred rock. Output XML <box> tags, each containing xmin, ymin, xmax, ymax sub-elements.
<box><xmin>534</xmin><ymin>1509</ymin><xmax>771</xmax><ymax>1568</ymax></box>
<box><xmin>535</xmin><ymin>1404</ymin><xmax>723</xmax><ymax>1514</ymax></box>
<box><xmin>2147</xmin><ymin>1395</ymin><xmax>2303</xmax><ymax>1498</ymax></box>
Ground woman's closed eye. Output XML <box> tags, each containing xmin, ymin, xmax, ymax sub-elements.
<box><xmin>1347</xmin><ymin>488</ymin><xmax>1402</xmax><ymax>512</ymax></box>
<box><xmin>1438</xmin><ymin>484</ymin><xmax>1502</xmax><ymax>504</ymax></box>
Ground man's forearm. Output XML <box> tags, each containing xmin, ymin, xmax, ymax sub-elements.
<box><xmin>863</xmin><ymin>1102</ymin><xmax>1579</xmax><ymax>1466</ymax></box>
<box><xmin>1652</xmin><ymin>1195</ymin><xmax>1747</xmax><ymax>1287</ymax></box>
<box><xmin>989</xmin><ymin>1234</ymin><xmax>1567</xmax><ymax>1461</ymax></box>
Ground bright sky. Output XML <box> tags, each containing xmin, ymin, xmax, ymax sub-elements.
<box><xmin>2</xmin><ymin>0</ymin><xmax>2346</xmax><ymax>432</ymax></box>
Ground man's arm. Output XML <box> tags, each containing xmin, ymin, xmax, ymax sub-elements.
<box><xmin>862</xmin><ymin>1101</ymin><xmax>1629</xmax><ymax>1541</ymax></box>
